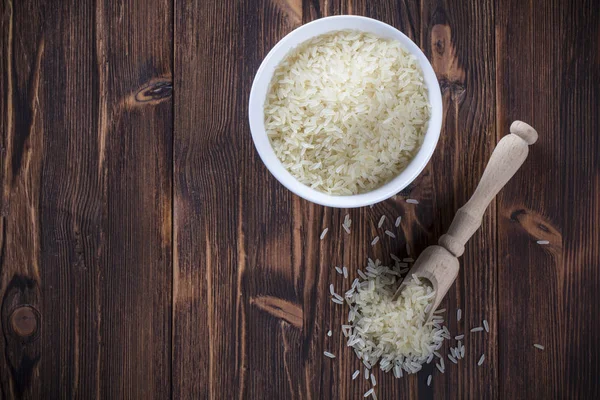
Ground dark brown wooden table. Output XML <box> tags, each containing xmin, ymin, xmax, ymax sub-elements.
<box><xmin>1</xmin><ymin>0</ymin><xmax>598</xmax><ymax>399</ymax></box>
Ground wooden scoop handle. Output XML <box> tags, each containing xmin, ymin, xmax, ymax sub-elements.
<box><xmin>439</xmin><ymin>121</ymin><xmax>538</xmax><ymax>257</ymax></box>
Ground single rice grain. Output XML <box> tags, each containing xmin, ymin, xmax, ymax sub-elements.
<box><xmin>477</xmin><ymin>354</ymin><xmax>485</xmax><ymax>366</ymax></box>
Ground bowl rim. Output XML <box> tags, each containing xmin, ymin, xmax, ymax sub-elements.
<box><xmin>248</xmin><ymin>15</ymin><xmax>443</xmax><ymax>208</ymax></box>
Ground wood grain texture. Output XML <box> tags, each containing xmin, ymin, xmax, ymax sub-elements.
<box><xmin>173</xmin><ymin>0</ymin><xmax>251</xmax><ymax>398</ymax></box>
<box><xmin>1</xmin><ymin>0</ymin><xmax>598</xmax><ymax>398</ymax></box>
<box><xmin>172</xmin><ymin>0</ymin><xmax>500</xmax><ymax>399</ymax></box>
<box><xmin>0</xmin><ymin>0</ymin><xmax>172</xmax><ymax>398</ymax></box>
<box><xmin>496</xmin><ymin>0</ymin><xmax>600</xmax><ymax>398</ymax></box>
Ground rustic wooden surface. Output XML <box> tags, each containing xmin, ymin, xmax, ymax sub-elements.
<box><xmin>1</xmin><ymin>0</ymin><xmax>598</xmax><ymax>399</ymax></box>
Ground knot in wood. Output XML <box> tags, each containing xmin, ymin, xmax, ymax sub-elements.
<box><xmin>135</xmin><ymin>80</ymin><xmax>173</xmax><ymax>103</ymax></box>
<box><xmin>434</xmin><ymin>38</ymin><xmax>445</xmax><ymax>56</ymax></box>
<box><xmin>9</xmin><ymin>306</ymin><xmax>40</xmax><ymax>340</ymax></box>
<box><xmin>439</xmin><ymin>78</ymin><xmax>466</xmax><ymax>102</ymax></box>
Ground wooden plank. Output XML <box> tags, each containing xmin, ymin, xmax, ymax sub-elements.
<box><xmin>173</xmin><ymin>0</ymin><xmax>251</xmax><ymax>398</ymax></box>
<box><xmin>303</xmin><ymin>4</ymin><xmax>437</xmax><ymax>400</ymax></box>
<box><xmin>496</xmin><ymin>0</ymin><xmax>600</xmax><ymax>397</ymax></box>
<box><xmin>0</xmin><ymin>1</ymin><xmax>45</xmax><ymax>397</ymax></box>
<box><xmin>0</xmin><ymin>0</ymin><xmax>172</xmax><ymax>398</ymax></box>
<box><xmin>419</xmin><ymin>2</ymin><xmax>499</xmax><ymax>399</ymax></box>
<box><xmin>311</xmin><ymin>1</ymin><xmax>497</xmax><ymax>399</ymax></box>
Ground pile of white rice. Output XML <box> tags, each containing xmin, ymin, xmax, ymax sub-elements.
<box><xmin>342</xmin><ymin>259</ymin><xmax>446</xmax><ymax>375</ymax></box>
<box><xmin>265</xmin><ymin>30</ymin><xmax>430</xmax><ymax>195</ymax></box>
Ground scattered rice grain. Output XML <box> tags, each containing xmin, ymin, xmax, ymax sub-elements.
<box><xmin>477</xmin><ymin>354</ymin><xmax>485</xmax><ymax>366</ymax></box>
<box><xmin>450</xmin><ymin>347</ymin><xmax>458</xmax><ymax>359</ymax></box>
<box><xmin>320</xmin><ymin>228</ymin><xmax>329</xmax><ymax>240</ymax></box>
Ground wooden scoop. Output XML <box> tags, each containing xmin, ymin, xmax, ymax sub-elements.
<box><xmin>393</xmin><ymin>121</ymin><xmax>538</xmax><ymax>317</ymax></box>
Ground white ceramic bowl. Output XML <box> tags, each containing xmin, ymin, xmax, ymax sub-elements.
<box><xmin>249</xmin><ymin>15</ymin><xmax>442</xmax><ymax>208</ymax></box>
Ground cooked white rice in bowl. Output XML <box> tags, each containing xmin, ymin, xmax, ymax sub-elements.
<box><xmin>264</xmin><ymin>30</ymin><xmax>431</xmax><ymax>195</ymax></box>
